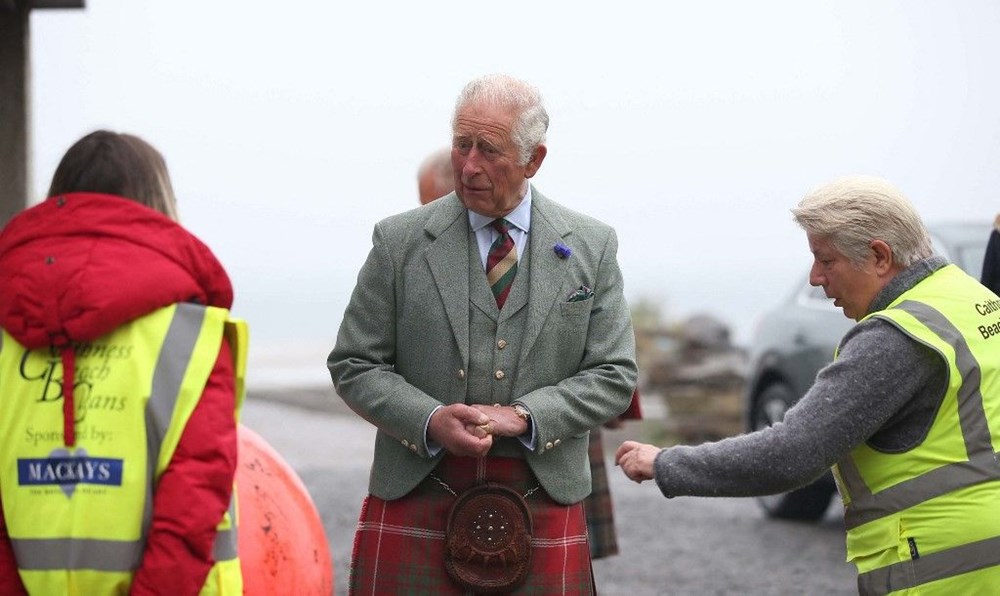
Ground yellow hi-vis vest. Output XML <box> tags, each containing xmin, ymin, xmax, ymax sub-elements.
<box><xmin>831</xmin><ymin>265</ymin><xmax>1000</xmax><ymax>595</ymax></box>
<box><xmin>0</xmin><ymin>302</ymin><xmax>247</xmax><ymax>595</ymax></box>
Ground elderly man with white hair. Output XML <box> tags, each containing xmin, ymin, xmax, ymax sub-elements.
<box><xmin>617</xmin><ymin>176</ymin><xmax>1000</xmax><ymax>595</ymax></box>
<box><xmin>331</xmin><ymin>74</ymin><xmax>637</xmax><ymax>594</ymax></box>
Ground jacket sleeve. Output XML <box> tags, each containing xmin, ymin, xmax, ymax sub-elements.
<box><xmin>515</xmin><ymin>227</ymin><xmax>639</xmax><ymax>444</ymax></box>
<box><xmin>0</xmin><ymin>495</ymin><xmax>28</xmax><ymax>596</ymax></box>
<box><xmin>328</xmin><ymin>222</ymin><xmax>446</xmax><ymax>447</ymax></box>
<box><xmin>130</xmin><ymin>340</ymin><xmax>238</xmax><ymax>596</ymax></box>
<box><xmin>652</xmin><ymin>320</ymin><xmax>943</xmax><ymax>498</ymax></box>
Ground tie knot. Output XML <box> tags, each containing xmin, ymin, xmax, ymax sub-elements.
<box><xmin>491</xmin><ymin>218</ymin><xmax>511</xmax><ymax>234</ymax></box>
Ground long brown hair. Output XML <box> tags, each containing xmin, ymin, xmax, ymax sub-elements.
<box><xmin>47</xmin><ymin>130</ymin><xmax>179</xmax><ymax>220</ymax></box>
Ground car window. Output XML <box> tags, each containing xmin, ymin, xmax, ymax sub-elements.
<box><xmin>930</xmin><ymin>234</ymin><xmax>988</xmax><ymax>277</ymax></box>
<box><xmin>953</xmin><ymin>244</ymin><xmax>986</xmax><ymax>277</ymax></box>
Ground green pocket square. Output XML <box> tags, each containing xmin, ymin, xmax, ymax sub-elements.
<box><xmin>566</xmin><ymin>286</ymin><xmax>594</xmax><ymax>302</ymax></box>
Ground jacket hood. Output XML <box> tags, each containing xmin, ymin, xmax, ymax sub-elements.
<box><xmin>0</xmin><ymin>192</ymin><xmax>233</xmax><ymax>349</ymax></box>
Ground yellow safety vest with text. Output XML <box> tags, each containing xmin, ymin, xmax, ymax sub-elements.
<box><xmin>0</xmin><ymin>302</ymin><xmax>247</xmax><ymax>595</ymax></box>
<box><xmin>831</xmin><ymin>265</ymin><xmax>1000</xmax><ymax>595</ymax></box>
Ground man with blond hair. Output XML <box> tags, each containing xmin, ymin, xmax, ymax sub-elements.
<box><xmin>618</xmin><ymin>176</ymin><xmax>1000</xmax><ymax>594</ymax></box>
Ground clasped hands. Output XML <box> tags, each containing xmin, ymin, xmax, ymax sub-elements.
<box><xmin>428</xmin><ymin>403</ymin><xmax>529</xmax><ymax>458</ymax></box>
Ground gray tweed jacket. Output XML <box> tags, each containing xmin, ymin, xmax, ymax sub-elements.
<box><xmin>327</xmin><ymin>188</ymin><xmax>637</xmax><ymax>504</ymax></box>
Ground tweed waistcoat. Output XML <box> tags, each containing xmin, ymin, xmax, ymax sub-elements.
<box><xmin>467</xmin><ymin>235</ymin><xmax>532</xmax><ymax>459</ymax></box>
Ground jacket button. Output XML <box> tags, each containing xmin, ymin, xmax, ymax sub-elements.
<box><xmin>409</xmin><ymin>444</ymin><xmax>418</xmax><ymax>452</ymax></box>
<box><xmin>554</xmin><ymin>439</ymin><xmax>561</xmax><ymax>446</ymax></box>
<box><xmin>457</xmin><ymin>369</ymin><xmax>465</xmax><ymax>379</ymax></box>
<box><xmin>545</xmin><ymin>441</ymin><xmax>554</xmax><ymax>450</ymax></box>
<box><xmin>401</xmin><ymin>439</ymin><xmax>410</xmax><ymax>448</ymax></box>
<box><xmin>497</xmin><ymin>339</ymin><xmax>508</xmax><ymax>349</ymax></box>
<box><xmin>494</xmin><ymin>370</ymin><xmax>505</xmax><ymax>380</ymax></box>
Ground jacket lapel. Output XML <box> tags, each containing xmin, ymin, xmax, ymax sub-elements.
<box><xmin>425</xmin><ymin>195</ymin><xmax>471</xmax><ymax>365</ymax></box>
<box><xmin>518</xmin><ymin>189</ymin><xmax>571</xmax><ymax>369</ymax></box>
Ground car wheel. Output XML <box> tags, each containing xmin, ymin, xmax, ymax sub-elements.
<box><xmin>751</xmin><ymin>383</ymin><xmax>835</xmax><ymax>521</ymax></box>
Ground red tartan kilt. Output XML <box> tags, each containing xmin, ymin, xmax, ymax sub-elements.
<box><xmin>348</xmin><ymin>455</ymin><xmax>594</xmax><ymax>595</ymax></box>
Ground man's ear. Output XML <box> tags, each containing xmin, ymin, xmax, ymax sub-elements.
<box><xmin>870</xmin><ymin>239</ymin><xmax>895</xmax><ymax>275</ymax></box>
<box><xmin>524</xmin><ymin>145</ymin><xmax>547</xmax><ymax>179</ymax></box>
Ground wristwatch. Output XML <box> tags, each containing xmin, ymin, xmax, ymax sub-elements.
<box><xmin>512</xmin><ymin>404</ymin><xmax>531</xmax><ymax>422</ymax></box>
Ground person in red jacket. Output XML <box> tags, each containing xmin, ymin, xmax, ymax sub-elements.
<box><xmin>0</xmin><ymin>130</ymin><xmax>239</xmax><ymax>595</ymax></box>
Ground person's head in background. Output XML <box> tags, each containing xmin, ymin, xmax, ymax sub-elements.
<box><xmin>417</xmin><ymin>147</ymin><xmax>454</xmax><ymax>205</ymax></box>
<box><xmin>48</xmin><ymin>129</ymin><xmax>179</xmax><ymax>221</ymax></box>
<box><xmin>450</xmin><ymin>73</ymin><xmax>548</xmax><ymax>218</ymax></box>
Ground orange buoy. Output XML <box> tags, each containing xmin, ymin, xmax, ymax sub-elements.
<box><xmin>237</xmin><ymin>424</ymin><xmax>333</xmax><ymax>595</ymax></box>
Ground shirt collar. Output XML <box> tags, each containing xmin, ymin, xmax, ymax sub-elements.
<box><xmin>469</xmin><ymin>185</ymin><xmax>532</xmax><ymax>233</ymax></box>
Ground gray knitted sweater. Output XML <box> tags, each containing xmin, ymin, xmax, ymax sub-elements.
<box><xmin>654</xmin><ymin>257</ymin><xmax>950</xmax><ymax>498</ymax></box>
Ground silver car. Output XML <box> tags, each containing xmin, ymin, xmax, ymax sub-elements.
<box><xmin>743</xmin><ymin>222</ymin><xmax>991</xmax><ymax>521</ymax></box>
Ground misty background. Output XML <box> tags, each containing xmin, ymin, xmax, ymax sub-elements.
<box><xmin>26</xmin><ymin>1</ymin><xmax>1000</xmax><ymax>389</ymax></box>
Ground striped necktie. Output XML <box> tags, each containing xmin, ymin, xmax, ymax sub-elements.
<box><xmin>486</xmin><ymin>218</ymin><xmax>518</xmax><ymax>308</ymax></box>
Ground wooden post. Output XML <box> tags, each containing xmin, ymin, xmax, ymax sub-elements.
<box><xmin>0</xmin><ymin>0</ymin><xmax>84</xmax><ymax>228</ymax></box>
<box><xmin>0</xmin><ymin>1</ymin><xmax>30</xmax><ymax>228</ymax></box>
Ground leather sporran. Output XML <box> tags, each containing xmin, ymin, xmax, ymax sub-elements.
<box><xmin>444</xmin><ymin>482</ymin><xmax>533</xmax><ymax>593</ymax></box>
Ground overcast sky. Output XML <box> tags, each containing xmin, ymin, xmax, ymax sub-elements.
<box><xmin>27</xmin><ymin>1</ymin><xmax>1000</xmax><ymax>382</ymax></box>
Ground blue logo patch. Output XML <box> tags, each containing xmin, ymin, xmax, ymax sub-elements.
<box><xmin>18</xmin><ymin>454</ymin><xmax>123</xmax><ymax>493</ymax></box>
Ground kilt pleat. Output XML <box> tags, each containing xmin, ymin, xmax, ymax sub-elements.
<box><xmin>348</xmin><ymin>456</ymin><xmax>594</xmax><ymax>595</ymax></box>
<box><xmin>584</xmin><ymin>428</ymin><xmax>619</xmax><ymax>560</ymax></box>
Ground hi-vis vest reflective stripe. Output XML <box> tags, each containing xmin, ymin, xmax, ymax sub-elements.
<box><xmin>831</xmin><ymin>265</ymin><xmax>1000</xmax><ymax>595</ymax></box>
<box><xmin>0</xmin><ymin>302</ymin><xmax>247</xmax><ymax>596</ymax></box>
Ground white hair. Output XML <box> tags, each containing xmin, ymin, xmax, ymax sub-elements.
<box><xmin>791</xmin><ymin>175</ymin><xmax>933</xmax><ymax>267</ymax></box>
<box><xmin>452</xmin><ymin>74</ymin><xmax>548</xmax><ymax>165</ymax></box>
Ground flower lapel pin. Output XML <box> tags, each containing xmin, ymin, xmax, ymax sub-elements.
<box><xmin>553</xmin><ymin>242</ymin><xmax>572</xmax><ymax>259</ymax></box>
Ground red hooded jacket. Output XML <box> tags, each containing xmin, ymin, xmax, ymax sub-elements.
<box><xmin>0</xmin><ymin>192</ymin><xmax>239</xmax><ymax>595</ymax></box>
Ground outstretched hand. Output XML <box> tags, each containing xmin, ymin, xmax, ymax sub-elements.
<box><xmin>428</xmin><ymin>404</ymin><xmax>493</xmax><ymax>457</ymax></box>
<box><xmin>615</xmin><ymin>440</ymin><xmax>660</xmax><ymax>484</ymax></box>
